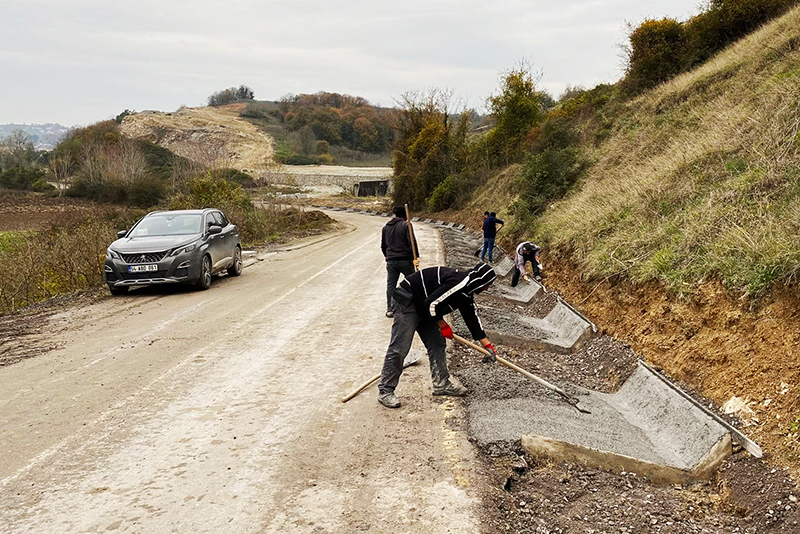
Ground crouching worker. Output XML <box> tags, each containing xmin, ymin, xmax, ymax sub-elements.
<box><xmin>511</xmin><ymin>241</ymin><xmax>542</xmax><ymax>287</ymax></box>
<box><xmin>377</xmin><ymin>263</ymin><xmax>497</xmax><ymax>409</ymax></box>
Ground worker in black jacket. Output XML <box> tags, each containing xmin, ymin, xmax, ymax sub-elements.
<box><xmin>377</xmin><ymin>263</ymin><xmax>497</xmax><ymax>408</ymax></box>
<box><xmin>381</xmin><ymin>206</ymin><xmax>420</xmax><ymax>318</ymax></box>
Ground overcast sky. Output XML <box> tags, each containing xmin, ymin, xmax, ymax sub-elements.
<box><xmin>1</xmin><ymin>0</ymin><xmax>701</xmax><ymax>126</ymax></box>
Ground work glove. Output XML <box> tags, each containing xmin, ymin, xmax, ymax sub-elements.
<box><xmin>439</xmin><ymin>323</ymin><xmax>454</xmax><ymax>339</ymax></box>
<box><xmin>482</xmin><ymin>343</ymin><xmax>497</xmax><ymax>363</ymax></box>
<box><xmin>413</xmin><ymin>258</ymin><xmax>420</xmax><ymax>270</ymax></box>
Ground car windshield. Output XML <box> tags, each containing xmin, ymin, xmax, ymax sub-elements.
<box><xmin>131</xmin><ymin>214</ymin><xmax>202</xmax><ymax>237</ymax></box>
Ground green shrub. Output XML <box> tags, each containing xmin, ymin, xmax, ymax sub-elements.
<box><xmin>169</xmin><ymin>175</ymin><xmax>331</xmax><ymax>245</ymax></box>
<box><xmin>0</xmin><ymin>167</ymin><xmax>46</xmax><ymax>190</ymax></box>
<box><xmin>685</xmin><ymin>0</ymin><xmax>797</xmax><ymax>67</ymax></box>
<box><xmin>624</xmin><ymin>18</ymin><xmax>687</xmax><ymax>94</ymax></box>
<box><xmin>282</xmin><ymin>154</ymin><xmax>316</xmax><ymax>165</ymax></box>
<box><xmin>114</xmin><ymin>109</ymin><xmax>133</xmax><ymax>124</ymax></box>
<box><xmin>514</xmin><ymin>147</ymin><xmax>584</xmax><ymax>217</ymax></box>
<box><xmin>512</xmin><ymin>117</ymin><xmax>586</xmax><ymax>217</ymax></box>
<box><xmin>31</xmin><ymin>178</ymin><xmax>55</xmax><ymax>192</ymax></box>
<box><xmin>427</xmin><ymin>176</ymin><xmax>459</xmax><ymax>212</ymax></box>
<box><xmin>127</xmin><ymin>175</ymin><xmax>166</xmax><ymax>207</ymax></box>
<box><xmin>209</xmin><ymin>168</ymin><xmax>256</xmax><ymax>188</ymax></box>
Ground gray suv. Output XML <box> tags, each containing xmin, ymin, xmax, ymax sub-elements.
<box><xmin>104</xmin><ymin>208</ymin><xmax>243</xmax><ymax>295</ymax></box>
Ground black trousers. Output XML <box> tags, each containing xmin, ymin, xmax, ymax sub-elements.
<box><xmin>511</xmin><ymin>262</ymin><xmax>541</xmax><ymax>287</ymax></box>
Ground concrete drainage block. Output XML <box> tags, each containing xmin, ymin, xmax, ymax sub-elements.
<box><xmin>493</xmin><ymin>282</ymin><xmax>542</xmax><ymax>304</ymax></box>
<box><xmin>493</xmin><ymin>257</ymin><xmax>515</xmax><ymax>277</ymax></box>
<box><xmin>467</xmin><ymin>363</ymin><xmax>733</xmax><ymax>485</ymax></box>
<box><xmin>485</xmin><ymin>297</ymin><xmax>595</xmax><ymax>354</ymax></box>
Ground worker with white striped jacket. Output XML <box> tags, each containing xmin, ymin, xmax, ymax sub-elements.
<box><xmin>377</xmin><ymin>263</ymin><xmax>497</xmax><ymax>409</ymax></box>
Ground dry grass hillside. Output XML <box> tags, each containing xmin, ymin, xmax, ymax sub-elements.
<box><xmin>441</xmin><ymin>6</ymin><xmax>800</xmax><ymax>479</ymax></box>
<box><xmin>540</xmin><ymin>6</ymin><xmax>800</xmax><ymax>296</ymax></box>
<box><xmin>119</xmin><ymin>104</ymin><xmax>274</xmax><ymax>174</ymax></box>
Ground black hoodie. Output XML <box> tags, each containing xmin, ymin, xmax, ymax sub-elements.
<box><xmin>399</xmin><ymin>263</ymin><xmax>496</xmax><ymax>340</ymax></box>
<box><xmin>381</xmin><ymin>218</ymin><xmax>418</xmax><ymax>262</ymax></box>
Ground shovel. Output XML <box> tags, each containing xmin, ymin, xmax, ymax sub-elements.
<box><xmin>342</xmin><ymin>350</ymin><xmax>422</xmax><ymax>403</ymax></box>
<box><xmin>451</xmin><ymin>334</ymin><xmax>591</xmax><ymax>414</ymax></box>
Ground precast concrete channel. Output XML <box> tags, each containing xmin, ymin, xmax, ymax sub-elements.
<box><xmin>437</xmin><ymin>226</ymin><xmax>739</xmax><ymax>484</ymax></box>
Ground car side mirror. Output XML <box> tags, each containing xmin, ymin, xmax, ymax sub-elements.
<box><xmin>117</xmin><ymin>230</ymin><xmax>127</xmax><ymax>238</ymax></box>
<box><xmin>208</xmin><ymin>225</ymin><xmax>223</xmax><ymax>235</ymax></box>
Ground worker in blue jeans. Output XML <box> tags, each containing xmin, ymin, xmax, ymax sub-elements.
<box><xmin>480</xmin><ymin>212</ymin><xmax>504</xmax><ymax>263</ymax></box>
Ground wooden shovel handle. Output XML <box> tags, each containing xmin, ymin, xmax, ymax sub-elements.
<box><xmin>342</xmin><ymin>372</ymin><xmax>381</xmax><ymax>403</ymax></box>
<box><xmin>341</xmin><ymin>357</ymin><xmax>419</xmax><ymax>403</ymax></box>
<box><xmin>404</xmin><ymin>203</ymin><xmax>420</xmax><ymax>271</ymax></box>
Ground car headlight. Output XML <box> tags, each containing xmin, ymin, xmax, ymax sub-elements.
<box><xmin>171</xmin><ymin>243</ymin><xmax>197</xmax><ymax>256</ymax></box>
<box><xmin>106</xmin><ymin>248</ymin><xmax>121</xmax><ymax>260</ymax></box>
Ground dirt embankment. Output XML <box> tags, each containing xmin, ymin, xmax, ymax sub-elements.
<box><xmin>419</xmin><ymin>207</ymin><xmax>800</xmax><ymax>481</ymax></box>
<box><xmin>119</xmin><ymin>104</ymin><xmax>274</xmax><ymax>173</ymax></box>
<box><xmin>544</xmin><ymin>258</ymin><xmax>800</xmax><ymax>480</ymax></box>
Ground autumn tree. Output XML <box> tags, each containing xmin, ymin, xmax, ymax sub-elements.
<box><xmin>392</xmin><ymin>89</ymin><xmax>470</xmax><ymax>209</ymax></box>
<box><xmin>484</xmin><ymin>61</ymin><xmax>544</xmax><ymax>166</ymax></box>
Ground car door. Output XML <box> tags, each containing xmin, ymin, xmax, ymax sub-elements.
<box><xmin>205</xmin><ymin>212</ymin><xmax>225</xmax><ymax>271</ymax></box>
<box><xmin>217</xmin><ymin>211</ymin><xmax>239</xmax><ymax>259</ymax></box>
<box><xmin>209</xmin><ymin>211</ymin><xmax>233</xmax><ymax>271</ymax></box>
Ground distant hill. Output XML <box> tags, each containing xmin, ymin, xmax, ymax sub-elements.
<box><xmin>118</xmin><ymin>105</ymin><xmax>274</xmax><ymax>173</ymax></box>
<box><xmin>240</xmin><ymin>93</ymin><xmax>396</xmax><ymax>167</ymax></box>
<box><xmin>0</xmin><ymin>123</ymin><xmax>71</xmax><ymax>150</ymax></box>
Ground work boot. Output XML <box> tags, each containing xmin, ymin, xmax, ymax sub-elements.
<box><xmin>378</xmin><ymin>392</ymin><xmax>401</xmax><ymax>408</ymax></box>
<box><xmin>433</xmin><ymin>381</ymin><xmax>468</xmax><ymax>397</ymax></box>
<box><xmin>386</xmin><ymin>310</ymin><xmax>394</xmax><ymax>318</ymax></box>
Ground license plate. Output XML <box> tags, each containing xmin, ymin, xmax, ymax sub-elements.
<box><xmin>128</xmin><ymin>264</ymin><xmax>158</xmax><ymax>273</ymax></box>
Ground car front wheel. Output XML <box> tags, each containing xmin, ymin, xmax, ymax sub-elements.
<box><xmin>195</xmin><ymin>255</ymin><xmax>212</xmax><ymax>290</ymax></box>
<box><xmin>227</xmin><ymin>246</ymin><xmax>243</xmax><ymax>277</ymax></box>
<box><xmin>108</xmin><ymin>285</ymin><xmax>128</xmax><ymax>296</ymax></box>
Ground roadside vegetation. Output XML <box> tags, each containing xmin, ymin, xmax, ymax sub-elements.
<box><xmin>0</xmin><ymin>209</ymin><xmax>143</xmax><ymax>314</ymax></box>
<box><xmin>395</xmin><ymin>1</ymin><xmax>800</xmax><ymax>299</ymax></box>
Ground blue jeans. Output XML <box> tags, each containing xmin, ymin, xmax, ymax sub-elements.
<box><xmin>385</xmin><ymin>260</ymin><xmax>415</xmax><ymax>310</ymax></box>
<box><xmin>378</xmin><ymin>300</ymin><xmax>450</xmax><ymax>394</ymax></box>
<box><xmin>480</xmin><ymin>237</ymin><xmax>495</xmax><ymax>262</ymax></box>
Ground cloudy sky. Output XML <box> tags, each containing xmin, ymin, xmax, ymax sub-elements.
<box><xmin>1</xmin><ymin>0</ymin><xmax>701</xmax><ymax>126</ymax></box>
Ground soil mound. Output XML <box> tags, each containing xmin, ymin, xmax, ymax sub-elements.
<box><xmin>119</xmin><ymin>106</ymin><xmax>274</xmax><ymax>173</ymax></box>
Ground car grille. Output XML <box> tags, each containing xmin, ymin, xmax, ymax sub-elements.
<box><xmin>121</xmin><ymin>251</ymin><xmax>168</xmax><ymax>264</ymax></box>
<box><xmin>121</xmin><ymin>270</ymin><xmax>168</xmax><ymax>280</ymax></box>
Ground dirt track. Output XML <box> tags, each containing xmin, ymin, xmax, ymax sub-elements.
<box><xmin>0</xmin><ymin>212</ymin><xmax>488</xmax><ymax>533</ymax></box>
